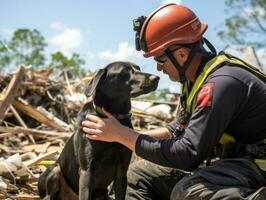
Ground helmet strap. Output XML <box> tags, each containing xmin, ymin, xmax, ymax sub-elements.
<box><xmin>202</xmin><ymin>37</ymin><xmax>217</xmax><ymax>55</ymax></box>
<box><xmin>165</xmin><ymin>43</ymin><xmax>199</xmax><ymax>83</ymax></box>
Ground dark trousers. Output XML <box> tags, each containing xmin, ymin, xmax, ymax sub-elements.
<box><xmin>126</xmin><ymin>159</ymin><xmax>187</xmax><ymax>200</ymax></box>
<box><xmin>126</xmin><ymin>158</ymin><xmax>266</xmax><ymax>200</ymax></box>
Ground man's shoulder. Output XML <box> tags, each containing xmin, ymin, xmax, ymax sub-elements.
<box><xmin>211</xmin><ymin>64</ymin><xmax>249</xmax><ymax>76</ymax></box>
<box><xmin>207</xmin><ymin>64</ymin><xmax>261</xmax><ymax>84</ymax></box>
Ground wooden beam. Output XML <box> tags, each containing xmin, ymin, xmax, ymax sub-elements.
<box><xmin>24</xmin><ymin>149</ymin><xmax>59</xmax><ymax>167</ymax></box>
<box><xmin>13</xmin><ymin>98</ymin><xmax>68</xmax><ymax>132</ymax></box>
<box><xmin>10</xmin><ymin>105</ymin><xmax>36</xmax><ymax>144</ymax></box>
<box><xmin>0</xmin><ymin>132</ymin><xmax>12</xmax><ymax>138</ymax></box>
<box><xmin>10</xmin><ymin>195</ymin><xmax>40</xmax><ymax>200</ymax></box>
<box><xmin>0</xmin><ymin>65</ymin><xmax>26</xmax><ymax>121</ymax></box>
<box><xmin>0</xmin><ymin>126</ymin><xmax>71</xmax><ymax>138</ymax></box>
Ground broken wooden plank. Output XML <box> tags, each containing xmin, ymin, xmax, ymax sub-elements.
<box><xmin>13</xmin><ymin>98</ymin><xmax>68</xmax><ymax>132</ymax></box>
<box><xmin>0</xmin><ymin>132</ymin><xmax>12</xmax><ymax>138</ymax></box>
<box><xmin>0</xmin><ymin>65</ymin><xmax>26</xmax><ymax>121</ymax></box>
<box><xmin>0</xmin><ymin>126</ymin><xmax>71</xmax><ymax>138</ymax></box>
<box><xmin>131</xmin><ymin>107</ymin><xmax>172</xmax><ymax>121</ymax></box>
<box><xmin>23</xmin><ymin>143</ymin><xmax>51</xmax><ymax>153</ymax></box>
<box><xmin>10</xmin><ymin>105</ymin><xmax>36</xmax><ymax>144</ymax></box>
<box><xmin>0</xmin><ymin>143</ymin><xmax>10</xmax><ymax>153</ymax></box>
<box><xmin>63</xmin><ymin>70</ymin><xmax>74</xmax><ymax>95</ymax></box>
<box><xmin>24</xmin><ymin>150</ymin><xmax>58</xmax><ymax>167</ymax></box>
<box><xmin>10</xmin><ymin>194</ymin><xmax>40</xmax><ymax>200</ymax></box>
<box><xmin>10</xmin><ymin>105</ymin><xmax>27</xmax><ymax>128</ymax></box>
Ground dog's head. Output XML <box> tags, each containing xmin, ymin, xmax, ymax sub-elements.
<box><xmin>85</xmin><ymin>61</ymin><xmax>159</xmax><ymax>99</ymax></box>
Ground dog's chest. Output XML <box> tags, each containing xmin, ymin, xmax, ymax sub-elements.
<box><xmin>87</xmin><ymin>142</ymin><xmax>131</xmax><ymax>185</ymax></box>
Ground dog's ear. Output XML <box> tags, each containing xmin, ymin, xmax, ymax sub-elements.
<box><xmin>130</xmin><ymin>62</ymin><xmax>141</xmax><ymax>71</ymax></box>
<box><xmin>85</xmin><ymin>68</ymin><xmax>106</xmax><ymax>97</ymax></box>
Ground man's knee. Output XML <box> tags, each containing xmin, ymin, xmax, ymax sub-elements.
<box><xmin>126</xmin><ymin>160</ymin><xmax>155</xmax><ymax>200</ymax></box>
<box><xmin>127</xmin><ymin>161</ymin><xmax>144</xmax><ymax>187</ymax></box>
<box><xmin>170</xmin><ymin>176</ymin><xmax>190</xmax><ymax>200</ymax></box>
<box><xmin>170</xmin><ymin>175</ymin><xmax>208</xmax><ymax>200</ymax></box>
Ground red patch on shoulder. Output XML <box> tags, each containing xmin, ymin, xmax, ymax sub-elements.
<box><xmin>196</xmin><ymin>82</ymin><xmax>215</xmax><ymax>108</ymax></box>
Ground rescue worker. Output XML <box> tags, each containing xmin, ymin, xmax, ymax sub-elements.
<box><xmin>82</xmin><ymin>3</ymin><xmax>266</xmax><ymax>199</ymax></box>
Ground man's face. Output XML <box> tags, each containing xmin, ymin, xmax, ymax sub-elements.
<box><xmin>154</xmin><ymin>46</ymin><xmax>189</xmax><ymax>82</ymax></box>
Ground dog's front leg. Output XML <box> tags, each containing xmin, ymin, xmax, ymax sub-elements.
<box><xmin>113</xmin><ymin>171</ymin><xmax>127</xmax><ymax>200</ymax></box>
<box><xmin>114</xmin><ymin>151</ymin><xmax>132</xmax><ymax>200</ymax></box>
<box><xmin>79</xmin><ymin>168</ymin><xmax>92</xmax><ymax>200</ymax></box>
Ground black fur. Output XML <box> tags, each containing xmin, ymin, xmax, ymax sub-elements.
<box><xmin>38</xmin><ymin>61</ymin><xmax>159</xmax><ymax>200</ymax></box>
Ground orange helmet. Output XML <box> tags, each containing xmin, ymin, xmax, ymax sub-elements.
<box><xmin>133</xmin><ymin>3</ymin><xmax>208</xmax><ymax>57</ymax></box>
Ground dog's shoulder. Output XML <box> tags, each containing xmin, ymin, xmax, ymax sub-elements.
<box><xmin>77</xmin><ymin>100</ymin><xmax>95</xmax><ymax>120</ymax></box>
<box><xmin>118</xmin><ymin>118</ymin><xmax>133</xmax><ymax>129</ymax></box>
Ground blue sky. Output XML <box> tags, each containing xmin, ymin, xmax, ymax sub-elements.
<box><xmin>0</xmin><ymin>0</ymin><xmax>259</xmax><ymax>91</ymax></box>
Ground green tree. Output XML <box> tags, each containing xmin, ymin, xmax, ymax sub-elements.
<box><xmin>0</xmin><ymin>38</ymin><xmax>11</xmax><ymax>70</ymax></box>
<box><xmin>50</xmin><ymin>51</ymin><xmax>86</xmax><ymax>78</ymax></box>
<box><xmin>218</xmin><ymin>0</ymin><xmax>266</xmax><ymax>47</ymax></box>
<box><xmin>9</xmin><ymin>28</ymin><xmax>46</xmax><ymax>68</ymax></box>
<box><xmin>136</xmin><ymin>88</ymin><xmax>170</xmax><ymax>101</ymax></box>
<box><xmin>158</xmin><ymin>88</ymin><xmax>170</xmax><ymax>100</ymax></box>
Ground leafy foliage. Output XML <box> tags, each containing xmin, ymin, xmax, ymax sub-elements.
<box><xmin>136</xmin><ymin>88</ymin><xmax>171</xmax><ymax>101</ymax></box>
<box><xmin>9</xmin><ymin>28</ymin><xmax>47</xmax><ymax>68</ymax></box>
<box><xmin>50</xmin><ymin>51</ymin><xmax>86</xmax><ymax>78</ymax></box>
<box><xmin>0</xmin><ymin>28</ymin><xmax>86</xmax><ymax>78</ymax></box>
<box><xmin>218</xmin><ymin>0</ymin><xmax>266</xmax><ymax>47</ymax></box>
<box><xmin>0</xmin><ymin>38</ymin><xmax>12</xmax><ymax>70</ymax></box>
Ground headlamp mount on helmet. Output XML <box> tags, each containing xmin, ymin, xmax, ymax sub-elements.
<box><xmin>133</xmin><ymin>16</ymin><xmax>147</xmax><ymax>51</ymax></box>
<box><xmin>133</xmin><ymin>3</ymin><xmax>176</xmax><ymax>53</ymax></box>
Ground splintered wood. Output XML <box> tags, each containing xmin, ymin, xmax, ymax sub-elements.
<box><xmin>0</xmin><ymin>65</ymin><xmax>179</xmax><ymax>199</ymax></box>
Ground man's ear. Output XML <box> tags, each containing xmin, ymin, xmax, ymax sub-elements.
<box><xmin>85</xmin><ymin>68</ymin><xmax>106</xmax><ymax>97</ymax></box>
<box><xmin>178</xmin><ymin>48</ymin><xmax>189</xmax><ymax>61</ymax></box>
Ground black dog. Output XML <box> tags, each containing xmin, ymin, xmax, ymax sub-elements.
<box><xmin>38</xmin><ymin>61</ymin><xmax>159</xmax><ymax>200</ymax></box>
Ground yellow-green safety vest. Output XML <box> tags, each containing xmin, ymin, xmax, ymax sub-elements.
<box><xmin>181</xmin><ymin>52</ymin><xmax>266</xmax><ymax>115</ymax></box>
<box><xmin>180</xmin><ymin>52</ymin><xmax>266</xmax><ymax>170</ymax></box>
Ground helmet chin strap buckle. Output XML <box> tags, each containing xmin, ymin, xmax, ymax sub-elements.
<box><xmin>179</xmin><ymin>74</ymin><xmax>186</xmax><ymax>83</ymax></box>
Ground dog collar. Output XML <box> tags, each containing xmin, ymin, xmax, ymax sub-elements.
<box><xmin>93</xmin><ymin>102</ymin><xmax>132</xmax><ymax>120</ymax></box>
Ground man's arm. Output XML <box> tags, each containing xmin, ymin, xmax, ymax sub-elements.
<box><xmin>141</xmin><ymin>127</ymin><xmax>172</xmax><ymax>139</ymax></box>
<box><xmin>82</xmin><ymin>75</ymin><xmax>247</xmax><ymax>171</ymax></box>
<box><xmin>135</xmin><ymin>76</ymin><xmax>247</xmax><ymax>170</ymax></box>
<box><xmin>82</xmin><ymin>114</ymin><xmax>171</xmax><ymax>150</ymax></box>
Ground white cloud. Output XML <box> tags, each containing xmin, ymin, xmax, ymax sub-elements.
<box><xmin>86</xmin><ymin>52</ymin><xmax>96</xmax><ymax>60</ymax></box>
<box><xmin>161</xmin><ymin>0</ymin><xmax>182</xmax><ymax>5</ymax></box>
<box><xmin>50</xmin><ymin>21</ymin><xmax>66</xmax><ymax>30</ymax></box>
<box><xmin>50</xmin><ymin>28</ymin><xmax>83</xmax><ymax>54</ymax></box>
<box><xmin>98</xmin><ymin>42</ymin><xmax>142</xmax><ymax>61</ymax></box>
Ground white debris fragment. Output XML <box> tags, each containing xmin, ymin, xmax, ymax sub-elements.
<box><xmin>146</xmin><ymin>104</ymin><xmax>172</xmax><ymax>119</ymax></box>
<box><xmin>0</xmin><ymin>153</ymin><xmax>30</xmax><ymax>178</ymax></box>
<box><xmin>131</xmin><ymin>100</ymin><xmax>153</xmax><ymax>111</ymax></box>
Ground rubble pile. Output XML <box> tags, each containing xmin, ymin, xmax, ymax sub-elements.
<box><xmin>0</xmin><ymin>65</ymin><xmax>179</xmax><ymax>199</ymax></box>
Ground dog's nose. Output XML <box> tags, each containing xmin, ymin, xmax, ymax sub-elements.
<box><xmin>150</xmin><ymin>75</ymin><xmax>160</xmax><ymax>83</ymax></box>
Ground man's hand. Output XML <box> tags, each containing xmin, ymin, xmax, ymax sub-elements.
<box><xmin>82</xmin><ymin>108</ymin><xmax>123</xmax><ymax>142</ymax></box>
<box><xmin>81</xmin><ymin>108</ymin><xmax>139</xmax><ymax>151</ymax></box>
